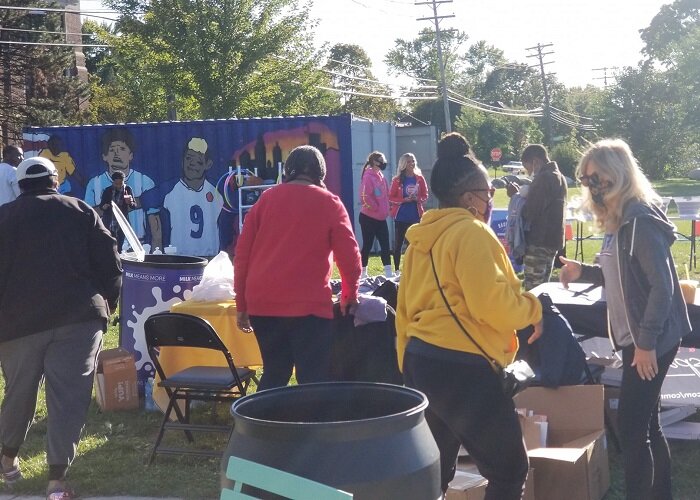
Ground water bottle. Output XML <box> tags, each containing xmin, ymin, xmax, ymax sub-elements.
<box><xmin>144</xmin><ymin>377</ymin><xmax>156</xmax><ymax>411</ymax></box>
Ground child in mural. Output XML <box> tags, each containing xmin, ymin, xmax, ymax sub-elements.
<box><xmin>84</xmin><ymin>128</ymin><xmax>156</xmax><ymax>242</ymax></box>
<box><xmin>38</xmin><ymin>135</ymin><xmax>84</xmax><ymax>195</ymax></box>
<box><xmin>143</xmin><ymin>137</ymin><xmax>223</xmax><ymax>256</ymax></box>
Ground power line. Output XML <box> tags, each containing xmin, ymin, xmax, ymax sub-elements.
<box><xmin>447</xmin><ymin>88</ymin><xmax>542</xmax><ymax>115</ymax></box>
<box><xmin>592</xmin><ymin>67</ymin><xmax>618</xmax><ymax>87</ymax></box>
<box><xmin>0</xmin><ymin>26</ymin><xmax>95</xmax><ymax>38</ymax></box>
<box><xmin>447</xmin><ymin>96</ymin><xmax>542</xmax><ymax>118</ymax></box>
<box><xmin>0</xmin><ymin>5</ymin><xmax>119</xmax><ymax>22</ymax></box>
<box><xmin>317</xmin><ymin>85</ymin><xmax>438</xmax><ymax>100</ymax></box>
<box><xmin>0</xmin><ymin>40</ymin><xmax>111</xmax><ymax>48</ymax></box>
<box><xmin>348</xmin><ymin>0</ymin><xmax>415</xmax><ymax>17</ymax></box>
<box><xmin>321</xmin><ymin>68</ymin><xmax>437</xmax><ymax>93</ymax></box>
<box><xmin>549</xmin><ymin>105</ymin><xmax>594</xmax><ymax>122</ymax></box>
<box><xmin>550</xmin><ymin>110</ymin><xmax>596</xmax><ymax>131</ymax></box>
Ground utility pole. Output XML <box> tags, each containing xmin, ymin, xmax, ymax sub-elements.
<box><xmin>416</xmin><ymin>0</ymin><xmax>454</xmax><ymax>133</ymax></box>
<box><xmin>592</xmin><ymin>67</ymin><xmax>618</xmax><ymax>87</ymax></box>
<box><xmin>526</xmin><ymin>43</ymin><xmax>554</xmax><ymax>147</ymax></box>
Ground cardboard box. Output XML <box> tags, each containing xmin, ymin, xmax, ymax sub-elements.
<box><xmin>95</xmin><ymin>347</ymin><xmax>139</xmax><ymax>411</ymax></box>
<box><xmin>518</xmin><ymin>413</ymin><xmax>549</xmax><ymax>450</ymax></box>
<box><xmin>514</xmin><ymin>385</ymin><xmax>610</xmax><ymax>500</ymax></box>
<box><xmin>448</xmin><ymin>464</ymin><xmax>534</xmax><ymax>500</ymax></box>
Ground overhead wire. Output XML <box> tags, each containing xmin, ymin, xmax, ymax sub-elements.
<box><xmin>317</xmin><ymin>85</ymin><xmax>438</xmax><ymax>100</ymax></box>
<box><xmin>0</xmin><ymin>40</ymin><xmax>111</xmax><ymax>48</ymax></box>
<box><xmin>320</xmin><ymin>69</ymin><xmax>437</xmax><ymax>99</ymax></box>
<box><xmin>550</xmin><ymin>111</ymin><xmax>596</xmax><ymax>130</ymax></box>
<box><xmin>325</xmin><ymin>57</ymin><xmax>437</xmax><ymax>84</ymax></box>
<box><xmin>0</xmin><ymin>27</ymin><xmax>95</xmax><ymax>37</ymax></box>
<box><xmin>347</xmin><ymin>0</ymin><xmax>415</xmax><ymax>17</ymax></box>
<box><xmin>447</xmin><ymin>96</ymin><xmax>543</xmax><ymax>118</ymax></box>
<box><xmin>549</xmin><ymin>105</ymin><xmax>594</xmax><ymax>122</ymax></box>
<box><xmin>447</xmin><ymin>88</ymin><xmax>542</xmax><ymax>115</ymax></box>
<box><xmin>0</xmin><ymin>5</ymin><xmax>119</xmax><ymax>22</ymax></box>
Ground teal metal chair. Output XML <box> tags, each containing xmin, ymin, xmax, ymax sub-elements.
<box><xmin>221</xmin><ymin>456</ymin><xmax>353</xmax><ymax>500</ymax></box>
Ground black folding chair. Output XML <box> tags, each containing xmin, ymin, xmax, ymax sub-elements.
<box><xmin>144</xmin><ymin>311</ymin><xmax>257</xmax><ymax>463</ymax></box>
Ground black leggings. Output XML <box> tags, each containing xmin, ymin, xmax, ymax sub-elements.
<box><xmin>359</xmin><ymin>212</ymin><xmax>391</xmax><ymax>266</ymax></box>
<box><xmin>618</xmin><ymin>343</ymin><xmax>678</xmax><ymax>500</ymax></box>
<box><xmin>393</xmin><ymin>221</ymin><xmax>413</xmax><ymax>271</ymax></box>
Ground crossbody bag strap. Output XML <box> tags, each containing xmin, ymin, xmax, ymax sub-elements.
<box><xmin>429</xmin><ymin>249</ymin><xmax>501</xmax><ymax>370</ymax></box>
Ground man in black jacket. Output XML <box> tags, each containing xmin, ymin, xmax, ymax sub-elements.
<box><xmin>0</xmin><ymin>157</ymin><xmax>122</xmax><ymax>498</ymax></box>
<box><xmin>99</xmin><ymin>170</ymin><xmax>136</xmax><ymax>252</ymax></box>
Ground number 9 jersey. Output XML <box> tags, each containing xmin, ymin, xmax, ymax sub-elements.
<box><xmin>163</xmin><ymin>179</ymin><xmax>223</xmax><ymax>256</ymax></box>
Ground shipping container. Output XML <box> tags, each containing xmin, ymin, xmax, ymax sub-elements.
<box><xmin>23</xmin><ymin>114</ymin><xmax>427</xmax><ymax>257</ymax></box>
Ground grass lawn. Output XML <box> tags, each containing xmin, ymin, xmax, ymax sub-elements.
<box><xmin>3</xmin><ymin>177</ymin><xmax>700</xmax><ymax>499</ymax></box>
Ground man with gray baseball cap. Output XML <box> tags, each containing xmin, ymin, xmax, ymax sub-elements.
<box><xmin>0</xmin><ymin>156</ymin><xmax>121</xmax><ymax>499</ymax></box>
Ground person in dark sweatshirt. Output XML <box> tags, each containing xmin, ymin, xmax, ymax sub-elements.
<box><xmin>508</xmin><ymin>144</ymin><xmax>567</xmax><ymax>290</ymax></box>
<box><xmin>0</xmin><ymin>157</ymin><xmax>122</xmax><ymax>499</ymax></box>
<box><xmin>559</xmin><ymin>138</ymin><xmax>690</xmax><ymax>500</ymax></box>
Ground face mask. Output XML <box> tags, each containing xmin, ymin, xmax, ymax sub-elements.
<box><xmin>377</xmin><ymin>161</ymin><xmax>387</xmax><ymax>171</ymax></box>
<box><xmin>482</xmin><ymin>197</ymin><xmax>494</xmax><ymax>223</ymax></box>
<box><xmin>587</xmin><ymin>173</ymin><xmax>612</xmax><ymax>207</ymax></box>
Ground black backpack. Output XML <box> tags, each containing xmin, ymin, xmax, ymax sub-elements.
<box><xmin>516</xmin><ymin>293</ymin><xmax>588</xmax><ymax>387</ymax></box>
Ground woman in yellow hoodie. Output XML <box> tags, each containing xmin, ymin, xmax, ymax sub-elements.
<box><xmin>397</xmin><ymin>133</ymin><xmax>543</xmax><ymax>498</ymax></box>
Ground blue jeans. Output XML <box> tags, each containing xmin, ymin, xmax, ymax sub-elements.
<box><xmin>403</xmin><ymin>345</ymin><xmax>528</xmax><ymax>498</ymax></box>
<box><xmin>619</xmin><ymin>343</ymin><xmax>678</xmax><ymax>500</ymax></box>
<box><xmin>249</xmin><ymin>315</ymin><xmax>333</xmax><ymax>391</ymax></box>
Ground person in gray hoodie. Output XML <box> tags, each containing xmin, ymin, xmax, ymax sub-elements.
<box><xmin>559</xmin><ymin>139</ymin><xmax>690</xmax><ymax>500</ymax></box>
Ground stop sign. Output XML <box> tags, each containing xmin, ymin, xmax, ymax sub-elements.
<box><xmin>490</xmin><ymin>148</ymin><xmax>502</xmax><ymax>161</ymax></box>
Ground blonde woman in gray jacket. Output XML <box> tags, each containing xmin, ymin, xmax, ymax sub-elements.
<box><xmin>559</xmin><ymin>138</ymin><xmax>690</xmax><ymax>500</ymax></box>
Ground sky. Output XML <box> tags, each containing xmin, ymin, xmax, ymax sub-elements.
<box><xmin>80</xmin><ymin>0</ymin><xmax>671</xmax><ymax>88</ymax></box>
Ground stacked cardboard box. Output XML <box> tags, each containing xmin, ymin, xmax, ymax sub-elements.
<box><xmin>447</xmin><ymin>464</ymin><xmax>535</xmax><ymax>500</ymax></box>
<box><xmin>514</xmin><ymin>385</ymin><xmax>609</xmax><ymax>500</ymax></box>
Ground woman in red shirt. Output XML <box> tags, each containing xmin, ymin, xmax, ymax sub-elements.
<box><xmin>234</xmin><ymin>145</ymin><xmax>361</xmax><ymax>390</ymax></box>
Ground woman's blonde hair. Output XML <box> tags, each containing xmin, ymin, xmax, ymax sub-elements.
<box><xmin>577</xmin><ymin>138</ymin><xmax>661</xmax><ymax>231</ymax></box>
<box><xmin>393</xmin><ymin>153</ymin><xmax>421</xmax><ymax>180</ymax></box>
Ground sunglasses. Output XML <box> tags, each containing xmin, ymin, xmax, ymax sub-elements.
<box><xmin>578</xmin><ymin>173</ymin><xmax>609</xmax><ymax>188</ymax></box>
<box><xmin>465</xmin><ymin>187</ymin><xmax>496</xmax><ymax>199</ymax></box>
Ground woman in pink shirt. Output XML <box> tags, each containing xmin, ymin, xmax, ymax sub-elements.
<box><xmin>389</xmin><ymin>153</ymin><xmax>428</xmax><ymax>273</ymax></box>
<box><xmin>234</xmin><ymin>145</ymin><xmax>361</xmax><ymax>390</ymax></box>
<box><xmin>359</xmin><ymin>151</ymin><xmax>392</xmax><ymax>278</ymax></box>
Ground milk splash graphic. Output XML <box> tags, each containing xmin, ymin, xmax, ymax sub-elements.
<box><xmin>126</xmin><ymin>285</ymin><xmax>193</xmax><ymax>378</ymax></box>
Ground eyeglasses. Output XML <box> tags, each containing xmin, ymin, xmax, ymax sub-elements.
<box><xmin>578</xmin><ymin>173</ymin><xmax>610</xmax><ymax>189</ymax></box>
<box><xmin>465</xmin><ymin>187</ymin><xmax>496</xmax><ymax>199</ymax></box>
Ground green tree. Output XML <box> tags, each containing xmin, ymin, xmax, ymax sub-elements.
<box><xmin>384</xmin><ymin>28</ymin><xmax>470</xmax><ymax>132</ymax></box>
<box><xmin>385</xmin><ymin>28</ymin><xmax>470</xmax><ymax>84</ymax></box>
<box><xmin>323</xmin><ymin>44</ymin><xmax>399</xmax><ymax>120</ymax></box>
<box><xmin>601</xmin><ymin>66</ymin><xmax>690</xmax><ymax>179</ymax></box>
<box><xmin>101</xmin><ymin>0</ymin><xmax>336</xmax><ymax>120</ymax></box>
<box><xmin>640</xmin><ymin>0</ymin><xmax>700</xmax><ymax>134</ymax></box>
<box><xmin>589</xmin><ymin>0</ymin><xmax>700</xmax><ymax>179</ymax></box>
<box><xmin>0</xmin><ymin>0</ymin><xmax>88</xmax><ymax>142</ymax></box>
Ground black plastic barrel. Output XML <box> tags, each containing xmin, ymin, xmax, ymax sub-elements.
<box><xmin>119</xmin><ymin>254</ymin><xmax>208</xmax><ymax>392</ymax></box>
<box><xmin>222</xmin><ymin>382</ymin><xmax>441</xmax><ymax>499</ymax></box>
